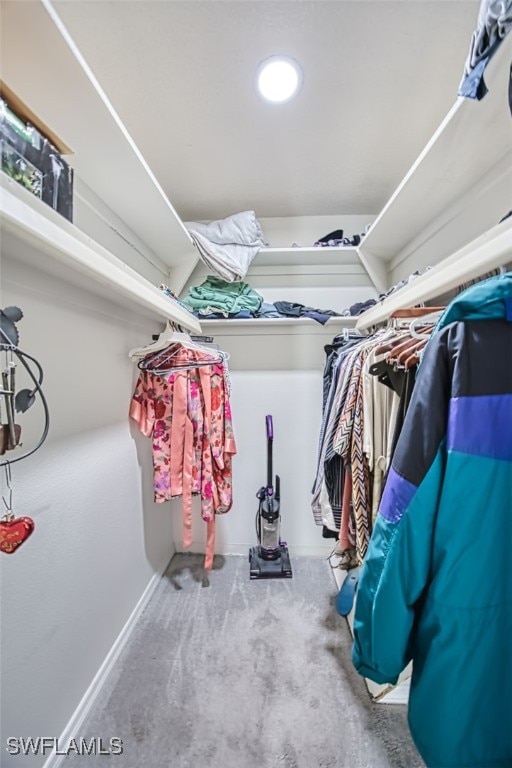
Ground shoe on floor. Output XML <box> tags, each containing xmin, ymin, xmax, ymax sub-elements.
<box><xmin>335</xmin><ymin>567</ymin><xmax>361</xmax><ymax>616</ymax></box>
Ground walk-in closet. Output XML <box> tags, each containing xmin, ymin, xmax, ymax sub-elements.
<box><xmin>1</xmin><ymin>2</ymin><xmax>511</xmax><ymax>767</ymax></box>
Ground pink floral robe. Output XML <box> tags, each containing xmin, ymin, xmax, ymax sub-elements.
<box><xmin>129</xmin><ymin>346</ymin><xmax>236</xmax><ymax>568</ymax></box>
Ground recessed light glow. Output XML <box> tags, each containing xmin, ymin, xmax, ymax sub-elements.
<box><xmin>257</xmin><ymin>56</ymin><xmax>302</xmax><ymax>103</ymax></box>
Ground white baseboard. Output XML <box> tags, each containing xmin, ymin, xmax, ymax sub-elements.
<box><xmin>42</xmin><ymin>555</ymin><xmax>171</xmax><ymax>768</ymax></box>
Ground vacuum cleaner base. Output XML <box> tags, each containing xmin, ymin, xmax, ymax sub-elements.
<box><xmin>249</xmin><ymin>545</ymin><xmax>293</xmax><ymax>579</ymax></box>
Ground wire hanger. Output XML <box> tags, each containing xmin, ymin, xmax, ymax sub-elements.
<box><xmin>129</xmin><ymin>321</ymin><xmax>228</xmax><ymax>363</ymax></box>
<box><xmin>128</xmin><ymin>321</ymin><xmax>193</xmax><ymax>360</ymax></box>
<box><xmin>139</xmin><ymin>342</ymin><xmax>228</xmax><ymax>373</ymax></box>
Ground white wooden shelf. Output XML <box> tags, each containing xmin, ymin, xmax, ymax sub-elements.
<box><xmin>200</xmin><ymin>316</ymin><xmax>358</xmax><ymax>327</ymax></box>
<box><xmin>0</xmin><ymin>175</ymin><xmax>201</xmax><ymax>331</ymax></box>
<box><xmin>361</xmin><ymin>30</ymin><xmax>512</xmax><ymax>268</ymax></box>
<box><xmin>1</xmin><ymin>0</ymin><xmax>198</xmax><ymax>275</ymax></box>
<box><xmin>255</xmin><ymin>246</ymin><xmax>360</xmax><ymax>268</ymax></box>
<box><xmin>198</xmin><ymin>317</ymin><xmax>359</xmax><ymax>334</ymax></box>
<box><xmin>356</xmin><ymin>216</ymin><xmax>512</xmax><ymax>331</ymax></box>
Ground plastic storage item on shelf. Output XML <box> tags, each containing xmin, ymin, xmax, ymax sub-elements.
<box><xmin>0</xmin><ymin>93</ymin><xmax>73</xmax><ymax>222</ymax></box>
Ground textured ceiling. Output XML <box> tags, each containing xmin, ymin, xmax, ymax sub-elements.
<box><xmin>52</xmin><ymin>0</ymin><xmax>479</xmax><ymax>222</ymax></box>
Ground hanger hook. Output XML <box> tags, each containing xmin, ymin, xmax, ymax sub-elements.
<box><xmin>4</xmin><ymin>460</ymin><xmax>12</xmax><ymax>490</ymax></box>
<box><xmin>2</xmin><ymin>461</ymin><xmax>13</xmax><ymax>514</ymax></box>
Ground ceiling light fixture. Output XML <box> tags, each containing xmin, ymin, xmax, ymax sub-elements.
<box><xmin>256</xmin><ymin>56</ymin><xmax>303</xmax><ymax>103</ymax></box>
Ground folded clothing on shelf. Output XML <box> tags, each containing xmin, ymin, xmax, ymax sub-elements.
<box><xmin>197</xmin><ymin>308</ymin><xmax>253</xmax><ymax>319</ymax></box>
<box><xmin>313</xmin><ymin>224</ymin><xmax>372</xmax><ymax>248</ymax></box>
<box><xmin>458</xmin><ymin>0</ymin><xmax>512</xmax><ymax>100</ymax></box>
<box><xmin>378</xmin><ymin>266</ymin><xmax>432</xmax><ymax>300</ymax></box>
<box><xmin>160</xmin><ymin>284</ymin><xmax>197</xmax><ymax>314</ymax></box>
<box><xmin>342</xmin><ymin>299</ymin><xmax>377</xmax><ymax>316</ymax></box>
<box><xmin>255</xmin><ymin>302</ymin><xmax>281</xmax><ymax>318</ymax></box>
<box><xmin>182</xmin><ymin>286</ymin><xmax>343</xmax><ymax>325</ymax></box>
<box><xmin>314</xmin><ymin>228</ymin><xmax>345</xmax><ymax>245</ymax></box>
<box><xmin>273</xmin><ymin>301</ymin><xmax>341</xmax><ymax>325</ymax></box>
<box><xmin>185</xmin><ymin>210</ymin><xmax>266</xmax><ymax>282</ymax></box>
<box><xmin>182</xmin><ymin>275</ymin><xmax>264</xmax><ymax>315</ymax></box>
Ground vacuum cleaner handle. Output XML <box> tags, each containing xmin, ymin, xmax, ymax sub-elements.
<box><xmin>266</xmin><ymin>415</ymin><xmax>273</xmax><ymax>492</ymax></box>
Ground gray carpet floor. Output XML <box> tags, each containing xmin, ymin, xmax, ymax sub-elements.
<box><xmin>64</xmin><ymin>554</ymin><xmax>425</xmax><ymax>768</ymax></box>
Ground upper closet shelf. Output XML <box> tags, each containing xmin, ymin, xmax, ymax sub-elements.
<box><xmin>200</xmin><ymin>316</ymin><xmax>358</xmax><ymax>328</ymax></box>
<box><xmin>0</xmin><ymin>0</ymin><xmax>198</xmax><ymax>273</ymax></box>
<box><xmin>0</xmin><ymin>176</ymin><xmax>201</xmax><ymax>332</ymax></box>
<box><xmin>361</xmin><ymin>30</ymin><xmax>512</xmax><ymax>268</ymax></box>
<box><xmin>356</xmin><ymin>216</ymin><xmax>512</xmax><ymax>331</ymax></box>
<box><xmin>255</xmin><ymin>246</ymin><xmax>359</xmax><ymax>268</ymax></box>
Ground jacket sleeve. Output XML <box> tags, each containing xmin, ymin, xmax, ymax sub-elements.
<box><xmin>352</xmin><ymin>328</ymin><xmax>451</xmax><ymax>684</ymax></box>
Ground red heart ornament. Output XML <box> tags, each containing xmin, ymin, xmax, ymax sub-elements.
<box><xmin>0</xmin><ymin>516</ymin><xmax>35</xmax><ymax>554</ymax></box>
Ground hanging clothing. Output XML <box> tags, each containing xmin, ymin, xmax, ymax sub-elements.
<box><xmin>459</xmin><ymin>0</ymin><xmax>512</xmax><ymax>100</ymax></box>
<box><xmin>313</xmin><ymin>320</ymin><xmax>445</xmax><ymax>566</ymax></box>
<box><xmin>386</xmin><ymin>367</ymin><xmax>416</xmax><ymax>467</ymax></box>
<box><xmin>313</xmin><ymin>332</ymin><xmax>399</xmax><ymax>552</ymax></box>
<box><xmin>337</xmin><ymin>464</ymin><xmax>353</xmax><ymax>553</ymax></box>
<box><xmin>130</xmin><ymin>345</ymin><xmax>236</xmax><ymax>569</ymax></box>
<box><xmin>365</xmin><ymin>357</ymin><xmax>415</xmax><ymax>478</ymax></box>
<box><xmin>322</xmin><ymin>350</ymin><xmax>355</xmax><ymax>526</ymax></box>
<box><xmin>322</xmin><ymin>334</ymin><xmax>350</xmax><ymax>410</ymax></box>
<box><xmin>362</xmin><ymin>350</ymin><xmax>400</xmax><ymax>524</ymax></box>
<box><xmin>353</xmin><ymin>273</ymin><xmax>512</xmax><ymax>768</ymax></box>
<box><xmin>332</xmin><ymin>342</ymin><xmax>373</xmax><ymax>563</ymax></box>
<box><xmin>312</xmin><ymin>340</ymin><xmax>364</xmax><ymax>531</ymax></box>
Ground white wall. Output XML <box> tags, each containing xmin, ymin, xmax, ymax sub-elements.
<box><xmin>0</xmin><ymin>255</ymin><xmax>175</xmax><ymax>767</ymax></box>
<box><xmin>258</xmin><ymin>214</ymin><xmax>373</xmax><ymax>247</ymax></box>
<box><xmin>173</xmin><ymin>369</ymin><xmax>332</xmax><ymax>559</ymax></box>
<box><xmin>73</xmin><ymin>176</ymin><xmax>169</xmax><ymax>286</ymax></box>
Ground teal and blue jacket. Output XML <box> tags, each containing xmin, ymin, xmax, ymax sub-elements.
<box><xmin>353</xmin><ymin>273</ymin><xmax>512</xmax><ymax>768</ymax></box>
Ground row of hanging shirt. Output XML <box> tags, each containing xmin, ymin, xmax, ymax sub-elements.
<box><xmin>129</xmin><ymin>324</ymin><xmax>236</xmax><ymax>569</ymax></box>
<box><xmin>312</xmin><ymin>309</ymin><xmax>441</xmax><ymax>569</ymax></box>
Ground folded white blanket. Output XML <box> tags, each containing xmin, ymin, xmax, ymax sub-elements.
<box><xmin>186</xmin><ymin>210</ymin><xmax>266</xmax><ymax>282</ymax></box>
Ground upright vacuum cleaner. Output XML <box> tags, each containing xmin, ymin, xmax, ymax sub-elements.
<box><xmin>249</xmin><ymin>415</ymin><xmax>292</xmax><ymax>579</ymax></box>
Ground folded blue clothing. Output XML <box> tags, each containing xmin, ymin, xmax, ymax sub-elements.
<box><xmin>273</xmin><ymin>301</ymin><xmax>340</xmax><ymax>324</ymax></box>
<box><xmin>194</xmin><ymin>309</ymin><xmax>253</xmax><ymax>319</ymax></box>
<box><xmin>255</xmin><ymin>302</ymin><xmax>281</xmax><ymax>318</ymax></box>
<box><xmin>304</xmin><ymin>311</ymin><xmax>331</xmax><ymax>325</ymax></box>
<box><xmin>230</xmin><ymin>309</ymin><xmax>252</xmax><ymax>319</ymax></box>
<box><xmin>349</xmin><ymin>299</ymin><xmax>377</xmax><ymax>316</ymax></box>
